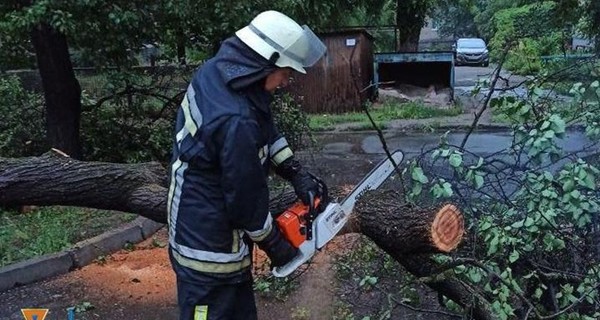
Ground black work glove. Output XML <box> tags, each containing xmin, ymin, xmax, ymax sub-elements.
<box><xmin>275</xmin><ymin>157</ymin><xmax>321</xmax><ymax>206</ymax></box>
<box><xmin>257</xmin><ymin>226</ymin><xmax>298</xmax><ymax>268</ymax></box>
<box><xmin>290</xmin><ymin>169</ymin><xmax>320</xmax><ymax>206</ymax></box>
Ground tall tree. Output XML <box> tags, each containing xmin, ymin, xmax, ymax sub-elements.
<box><xmin>432</xmin><ymin>0</ymin><xmax>479</xmax><ymax>39</ymax></box>
<box><xmin>2</xmin><ymin>1</ymin><xmax>83</xmax><ymax>158</ymax></box>
<box><xmin>395</xmin><ymin>0</ymin><xmax>431</xmax><ymax>51</ymax></box>
<box><xmin>0</xmin><ymin>0</ymin><xmax>160</xmax><ymax>159</ymax></box>
<box><xmin>583</xmin><ymin>0</ymin><xmax>600</xmax><ymax>52</ymax></box>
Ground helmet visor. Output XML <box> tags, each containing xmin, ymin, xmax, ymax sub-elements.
<box><xmin>281</xmin><ymin>25</ymin><xmax>327</xmax><ymax>67</ymax></box>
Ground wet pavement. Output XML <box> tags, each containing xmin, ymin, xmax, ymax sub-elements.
<box><xmin>359</xmin><ymin>129</ymin><xmax>593</xmax><ymax>157</ymax></box>
<box><xmin>315</xmin><ymin>129</ymin><xmax>595</xmax><ymax>160</ymax></box>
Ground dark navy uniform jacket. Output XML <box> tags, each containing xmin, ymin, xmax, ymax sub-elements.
<box><xmin>167</xmin><ymin>37</ymin><xmax>294</xmax><ymax>284</ymax></box>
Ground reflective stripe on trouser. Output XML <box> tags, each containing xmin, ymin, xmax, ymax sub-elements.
<box><xmin>177</xmin><ymin>279</ymin><xmax>257</xmax><ymax>320</ymax></box>
<box><xmin>194</xmin><ymin>306</ymin><xmax>207</xmax><ymax>320</ymax></box>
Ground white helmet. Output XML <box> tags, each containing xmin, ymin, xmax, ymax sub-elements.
<box><xmin>236</xmin><ymin>10</ymin><xmax>327</xmax><ymax>74</ymax></box>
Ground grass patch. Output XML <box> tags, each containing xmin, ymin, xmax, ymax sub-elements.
<box><xmin>0</xmin><ymin>206</ymin><xmax>137</xmax><ymax>267</ymax></box>
<box><xmin>309</xmin><ymin>101</ymin><xmax>462</xmax><ymax>131</ymax></box>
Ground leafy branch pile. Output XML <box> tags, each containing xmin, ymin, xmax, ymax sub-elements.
<box><xmin>402</xmin><ymin>77</ymin><xmax>600</xmax><ymax>319</ymax></box>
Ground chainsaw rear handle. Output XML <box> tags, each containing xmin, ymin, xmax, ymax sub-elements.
<box><xmin>307</xmin><ymin>172</ymin><xmax>329</xmax><ymax>210</ymax></box>
<box><xmin>306</xmin><ymin>191</ymin><xmax>316</xmax><ymax>241</ymax></box>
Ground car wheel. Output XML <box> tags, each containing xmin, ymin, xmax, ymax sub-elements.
<box><xmin>483</xmin><ymin>61</ymin><xmax>489</xmax><ymax>67</ymax></box>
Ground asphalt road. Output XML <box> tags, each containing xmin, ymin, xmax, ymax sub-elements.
<box><xmin>454</xmin><ymin>65</ymin><xmax>529</xmax><ymax>87</ymax></box>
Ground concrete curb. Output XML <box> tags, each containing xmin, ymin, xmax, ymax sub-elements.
<box><xmin>314</xmin><ymin>123</ymin><xmax>586</xmax><ymax>134</ymax></box>
<box><xmin>0</xmin><ymin>217</ymin><xmax>165</xmax><ymax>292</ymax></box>
<box><xmin>312</xmin><ymin>125</ymin><xmax>511</xmax><ymax>134</ymax></box>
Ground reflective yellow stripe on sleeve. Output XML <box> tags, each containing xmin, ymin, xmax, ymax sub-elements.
<box><xmin>181</xmin><ymin>95</ymin><xmax>198</xmax><ymax>137</ymax></box>
<box><xmin>271</xmin><ymin>147</ymin><xmax>294</xmax><ymax>166</ymax></box>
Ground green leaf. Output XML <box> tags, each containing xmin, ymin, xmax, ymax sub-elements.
<box><xmin>480</xmin><ymin>220</ymin><xmax>492</xmax><ymax>231</ymax></box>
<box><xmin>511</xmin><ymin>220</ymin><xmax>524</xmax><ymax>228</ymax></box>
<box><xmin>442</xmin><ymin>182</ymin><xmax>454</xmax><ymax>197</ymax></box>
<box><xmin>550</xmin><ymin>115</ymin><xmax>566</xmax><ymax>135</ymax></box>
<box><xmin>534</xmin><ymin>287</ymin><xmax>544</xmax><ymax>299</ymax></box>
<box><xmin>488</xmin><ymin>235</ymin><xmax>500</xmax><ymax>255</ymax></box>
<box><xmin>543</xmin><ymin>130</ymin><xmax>555</xmax><ymax>139</ymax></box>
<box><xmin>449</xmin><ymin>154</ymin><xmax>462</xmax><ymax>167</ymax></box>
<box><xmin>563</xmin><ymin>180</ymin><xmax>575</xmax><ymax>192</ymax></box>
<box><xmin>582</xmin><ymin>173</ymin><xmax>596</xmax><ymax>189</ymax></box>
<box><xmin>474</xmin><ymin>175</ymin><xmax>484</xmax><ymax>189</ymax></box>
<box><xmin>553</xmin><ymin>238</ymin><xmax>565</xmax><ymax>250</ymax></box>
<box><xmin>468</xmin><ymin>269</ymin><xmax>482</xmax><ymax>283</ymax></box>
<box><xmin>509</xmin><ymin>250</ymin><xmax>520</xmax><ymax>263</ymax></box>
<box><xmin>524</xmin><ymin>217</ymin><xmax>534</xmax><ymax>227</ymax></box>
<box><xmin>411</xmin><ymin>167</ymin><xmax>429</xmax><ymax>184</ymax></box>
<box><xmin>411</xmin><ymin>183</ymin><xmax>422</xmax><ymax>196</ymax></box>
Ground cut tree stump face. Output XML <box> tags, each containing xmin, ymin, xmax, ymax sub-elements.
<box><xmin>431</xmin><ymin>204</ymin><xmax>464</xmax><ymax>252</ymax></box>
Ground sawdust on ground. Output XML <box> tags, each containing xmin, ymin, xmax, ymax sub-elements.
<box><xmin>0</xmin><ymin>226</ymin><xmax>352</xmax><ymax>320</ymax></box>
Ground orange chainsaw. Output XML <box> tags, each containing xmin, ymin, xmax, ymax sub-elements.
<box><xmin>272</xmin><ymin>150</ymin><xmax>404</xmax><ymax>277</ymax></box>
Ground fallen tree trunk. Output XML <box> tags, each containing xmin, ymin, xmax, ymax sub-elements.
<box><xmin>0</xmin><ymin>152</ymin><xmax>494</xmax><ymax>319</ymax></box>
<box><xmin>0</xmin><ymin>150</ymin><xmax>169</xmax><ymax>222</ymax></box>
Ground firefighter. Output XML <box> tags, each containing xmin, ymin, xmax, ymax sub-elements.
<box><xmin>167</xmin><ymin>10</ymin><xmax>327</xmax><ymax>320</ymax></box>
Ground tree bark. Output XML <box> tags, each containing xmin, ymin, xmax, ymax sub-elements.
<box><xmin>30</xmin><ymin>23</ymin><xmax>82</xmax><ymax>159</ymax></box>
<box><xmin>0</xmin><ymin>153</ymin><xmax>496</xmax><ymax>319</ymax></box>
<box><xmin>176</xmin><ymin>28</ymin><xmax>187</xmax><ymax>66</ymax></box>
<box><xmin>0</xmin><ymin>150</ymin><xmax>167</xmax><ymax>222</ymax></box>
<box><xmin>395</xmin><ymin>0</ymin><xmax>428</xmax><ymax>52</ymax></box>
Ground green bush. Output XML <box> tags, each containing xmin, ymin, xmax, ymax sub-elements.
<box><xmin>403</xmin><ymin>79</ymin><xmax>600</xmax><ymax>318</ymax></box>
<box><xmin>271</xmin><ymin>93</ymin><xmax>313</xmax><ymax>151</ymax></box>
<box><xmin>490</xmin><ymin>2</ymin><xmax>564</xmax><ymax>75</ymax></box>
<box><xmin>0</xmin><ymin>70</ymin><xmax>311</xmax><ymax>163</ymax></box>
<box><xmin>0</xmin><ymin>75</ymin><xmax>47</xmax><ymax>157</ymax></box>
<box><xmin>80</xmin><ymin>71</ymin><xmax>176</xmax><ymax>163</ymax></box>
<box><xmin>504</xmin><ymin>38</ymin><xmax>543</xmax><ymax>75</ymax></box>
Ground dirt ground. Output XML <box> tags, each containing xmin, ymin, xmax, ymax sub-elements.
<box><xmin>0</xmin><ymin>227</ymin><xmax>347</xmax><ymax>320</ymax></box>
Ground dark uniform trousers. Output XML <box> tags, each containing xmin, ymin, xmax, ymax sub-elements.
<box><xmin>177</xmin><ymin>279</ymin><xmax>257</xmax><ymax>320</ymax></box>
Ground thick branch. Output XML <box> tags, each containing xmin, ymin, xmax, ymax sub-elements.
<box><xmin>0</xmin><ymin>151</ymin><xmax>168</xmax><ymax>222</ymax></box>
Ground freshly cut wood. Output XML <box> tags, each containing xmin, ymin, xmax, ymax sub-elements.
<box><xmin>431</xmin><ymin>203</ymin><xmax>464</xmax><ymax>252</ymax></box>
<box><xmin>354</xmin><ymin>190</ymin><xmax>464</xmax><ymax>254</ymax></box>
